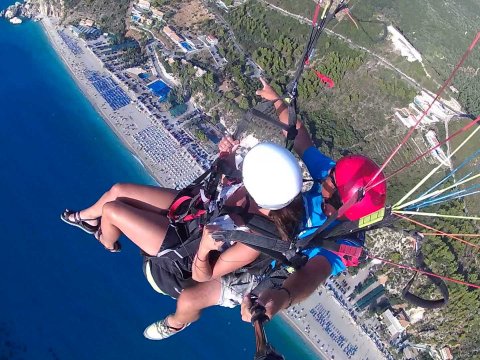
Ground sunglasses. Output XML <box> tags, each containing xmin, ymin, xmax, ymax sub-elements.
<box><xmin>323</xmin><ymin>168</ymin><xmax>343</xmax><ymax>210</ymax></box>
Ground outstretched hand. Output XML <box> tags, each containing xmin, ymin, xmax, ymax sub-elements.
<box><xmin>218</xmin><ymin>135</ymin><xmax>240</xmax><ymax>155</ymax></box>
<box><xmin>255</xmin><ymin>78</ymin><xmax>280</xmax><ymax>101</ymax></box>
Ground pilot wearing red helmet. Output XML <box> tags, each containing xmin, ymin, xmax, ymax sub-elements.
<box><xmin>241</xmin><ymin>79</ymin><xmax>387</xmax><ymax>322</ymax></box>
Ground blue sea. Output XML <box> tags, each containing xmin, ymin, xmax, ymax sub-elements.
<box><xmin>0</xmin><ymin>3</ymin><xmax>319</xmax><ymax>359</ymax></box>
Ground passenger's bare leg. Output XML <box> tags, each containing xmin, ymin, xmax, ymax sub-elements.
<box><xmin>99</xmin><ymin>200</ymin><xmax>171</xmax><ymax>255</ymax></box>
<box><xmin>168</xmin><ymin>280</ymin><xmax>221</xmax><ymax>328</ymax></box>
<box><xmin>69</xmin><ymin>183</ymin><xmax>179</xmax><ymax>225</ymax></box>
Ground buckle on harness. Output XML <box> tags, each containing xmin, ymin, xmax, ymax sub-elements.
<box><xmin>284</xmin><ymin>249</ymin><xmax>308</xmax><ymax>269</ymax></box>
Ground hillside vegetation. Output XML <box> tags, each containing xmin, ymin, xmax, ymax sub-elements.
<box><xmin>223</xmin><ymin>1</ymin><xmax>480</xmax><ymax>358</ymax></box>
<box><xmin>266</xmin><ymin>0</ymin><xmax>480</xmax><ymax>115</ymax></box>
<box><xmin>62</xmin><ymin>0</ymin><xmax>130</xmax><ymax>35</ymax></box>
<box><xmin>225</xmin><ymin>1</ymin><xmax>432</xmax><ymax>204</ymax></box>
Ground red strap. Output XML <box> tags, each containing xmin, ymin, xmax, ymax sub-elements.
<box><xmin>183</xmin><ymin>210</ymin><xmax>207</xmax><ymax>222</ymax></box>
<box><xmin>167</xmin><ymin>196</ymin><xmax>193</xmax><ymax>220</ymax></box>
<box><xmin>338</xmin><ymin>244</ymin><xmax>363</xmax><ymax>258</ymax></box>
<box><xmin>330</xmin><ymin>244</ymin><xmax>363</xmax><ymax>267</ymax></box>
<box><xmin>168</xmin><ymin>195</ymin><xmax>207</xmax><ymax>223</ymax></box>
<box><xmin>311</xmin><ymin>3</ymin><xmax>322</xmax><ymax>26</ymax></box>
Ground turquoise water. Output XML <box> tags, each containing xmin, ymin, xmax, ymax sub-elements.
<box><xmin>0</xmin><ymin>4</ymin><xmax>319</xmax><ymax>359</ymax></box>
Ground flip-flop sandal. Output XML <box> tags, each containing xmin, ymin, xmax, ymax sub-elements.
<box><xmin>95</xmin><ymin>228</ymin><xmax>121</xmax><ymax>253</ymax></box>
<box><xmin>61</xmin><ymin>209</ymin><xmax>100</xmax><ymax>234</ymax></box>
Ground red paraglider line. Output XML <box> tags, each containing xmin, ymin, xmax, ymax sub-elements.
<box><xmin>367</xmin><ymin>254</ymin><xmax>480</xmax><ymax>290</ymax></box>
<box><xmin>366</xmin><ymin>115</ymin><xmax>480</xmax><ymax>190</ymax></box>
<box><xmin>343</xmin><ymin>8</ymin><xmax>359</xmax><ymax>29</ymax></box>
<box><xmin>311</xmin><ymin>2</ymin><xmax>322</xmax><ymax>26</ymax></box>
<box><xmin>394</xmin><ymin>213</ymin><xmax>480</xmax><ymax>250</ymax></box>
<box><xmin>365</xmin><ymin>31</ymin><xmax>480</xmax><ymax>189</ymax></box>
<box><xmin>422</xmin><ymin>233</ymin><xmax>480</xmax><ymax>238</ymax></box>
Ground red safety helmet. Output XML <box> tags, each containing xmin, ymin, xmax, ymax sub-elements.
<box><xmin>334</xmin><ymin>155</ymin><xmax>387</xmax><ymax>220</ymax></box>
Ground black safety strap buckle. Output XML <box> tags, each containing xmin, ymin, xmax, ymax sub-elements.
<box><xmin>284</xmin><ymin>249</ymin><xmax>308</xmax><ymax>270</ymax></box>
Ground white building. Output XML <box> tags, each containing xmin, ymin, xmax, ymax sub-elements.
<box><xmin>163</xmin><ymin>26</ymin><xmax>184</xmax><ymax>45</ymax></box>
<box><xmin>151</xmin><ymin>8</ymin><xmax>164</xmax><ymax>20</ymax></box>
<box><xmin>440</xmin><ymin>346</ymin><xmax>453</xmax><ymax>360</ymax></box>
<box><xmin>206</xmin><ymin>34</ymin><xmax>218</xmax><ymax>46</ymax></box>
<box><xmin>137</xmin><ymin>0</ymin><xmax>151</xmax><ymax>10</ymax></box>
<box><xmin>381</xmin><ymin>310</ymin><xmax>405</xmax><ymax>339</ymax></box>
<box><xmin>79</xmin><ymin>19</ymin><xmax>95</xmax><ymax>27</ymax></box>
<box><xmin>425</xmin><ymin>130</ymin><xmax>451</xmax><ymax>167</ymax></box>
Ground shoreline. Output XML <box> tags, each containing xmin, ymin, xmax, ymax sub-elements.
<box><xmin>39</xmin><ymin>17</ymin><xmax>172</xmax><ymax>187</ymax></box>
<box><xmin>278</xmin><ymin>312</ymin><xmax>329</xmax><ymax>360</ymax></box>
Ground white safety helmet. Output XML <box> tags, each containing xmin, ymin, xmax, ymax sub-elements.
<box><xmin>242</xmin><ymin>142</ymin><xmax>303</xmax><ymax>210</ymax></box>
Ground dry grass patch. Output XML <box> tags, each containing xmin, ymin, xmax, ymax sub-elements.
<box><xmin>172</xmin><ymin>0</ymin><xmax>214</xmax><ymax>30</ymax></box>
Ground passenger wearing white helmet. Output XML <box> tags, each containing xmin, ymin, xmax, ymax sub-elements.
<box><xmin>61</xmin><ymin>140</ymin><xmax>304</xmax><ymax>340</ymax></box>
<box><xmin>242</xmin><ymin>142</ymin><xmax>303</xmax><ymax>211</ymax></box>
<box><xmin>142</xmin><ymin>141</ymin><xmax>305</xmax><ymax>340</ymax></box>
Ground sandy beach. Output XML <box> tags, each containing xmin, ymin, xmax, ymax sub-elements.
<box><xmin>282</xmin><ymin>283</ymin><xmax>388</xmax><ymax>360</ymax></box>
<box><xmin>40</xmin><ymin>17</ymin><xmax>206</xmax><ymax>189</ymax></box>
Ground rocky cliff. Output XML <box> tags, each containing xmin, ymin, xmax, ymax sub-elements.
<box><xmin>33</xmin><ymin>0</ymin><xmax>65</xmax><ymax>18</ymax></box>
<box><xmin>32</xmin><ymin>0</ymin><xmax>130</xmax><ymax>35</ymax></box>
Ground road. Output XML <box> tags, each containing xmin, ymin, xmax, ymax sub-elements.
<box><xmin>259</xmin><ymin>0</ymin><xmax>463</xmax><ymax>116</ymax></box>
<box><xmin>260</xmin><ymin>0</ymin><xmax>423</xmax><ymax>88</ymax></box>
<box><xmin>203</xmin><ymin>0</ymin><xmax>263</xmax><ymax>77</ymax></box>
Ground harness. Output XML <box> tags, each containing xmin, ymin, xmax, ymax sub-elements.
<box><xmin>143</xmin><ymin>162</ymin><xmax>280</xmax><ymax>298</ymax></box>
<box><xmin>216</xmin><ymin>207</ymin><xmax>450</xmax><ymax>310</ymax></box>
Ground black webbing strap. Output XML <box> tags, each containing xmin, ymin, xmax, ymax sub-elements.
<box><xmin>402</xmin><ymin>233</ymin><xmax>449</xmax><ymax>309</ymax></box>
<box><xmin>155</xmin><ymin>234</ymin><xmax>202</xmax><ymax>261</ymax></box>
<box><xmin>212</xmin><ymin>230</ymin><xmax>291</xmax><ymax>264</ymax></box>
<box><xmin>212</xmin><ymin>230</ymin><xmax>290</xmax><ymax>253</ymax></box>
<box><xmin>285</xmin><ymin>101</ymin><xmax>298</xmax><ymax>151</ymax></box>
<box><xmin>317</xmin><ymin>207</ymin><xmax>396</xmax><ymax>240</ymax></box>
<box><xmin>241</xmin><ymin>213</ymin><xmax>279</xmax><ymax>238</ymax></box>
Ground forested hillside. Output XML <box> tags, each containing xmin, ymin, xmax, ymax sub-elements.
<box><xmin>266</xmin><ymin>0</ymin><xmax>480</xmax><ymax>115</ymax></box>
<box><xmin>223</xmin><ymin>1</ymin><xmax>480</xmax><ymax>358</ymax></box>
<box><xmin>62</xmin><ymin>0</ymin><xmax>130</xmax><ymax>34</ymax></box>
<box><xmin>224</xmin><ymin>1</ymin><xmax>431</xmax><ymax>205</ymax></box>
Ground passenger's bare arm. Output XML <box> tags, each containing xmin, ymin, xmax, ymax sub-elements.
<box><xmin>256</xmin><ymin>78</ymin><xmax>314</xmax><ymax>158</ymax></box>
<box><xmin>192</xmin><ymin>226</ymin><xmax>260</xmax><ymax>282</ymax></box>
